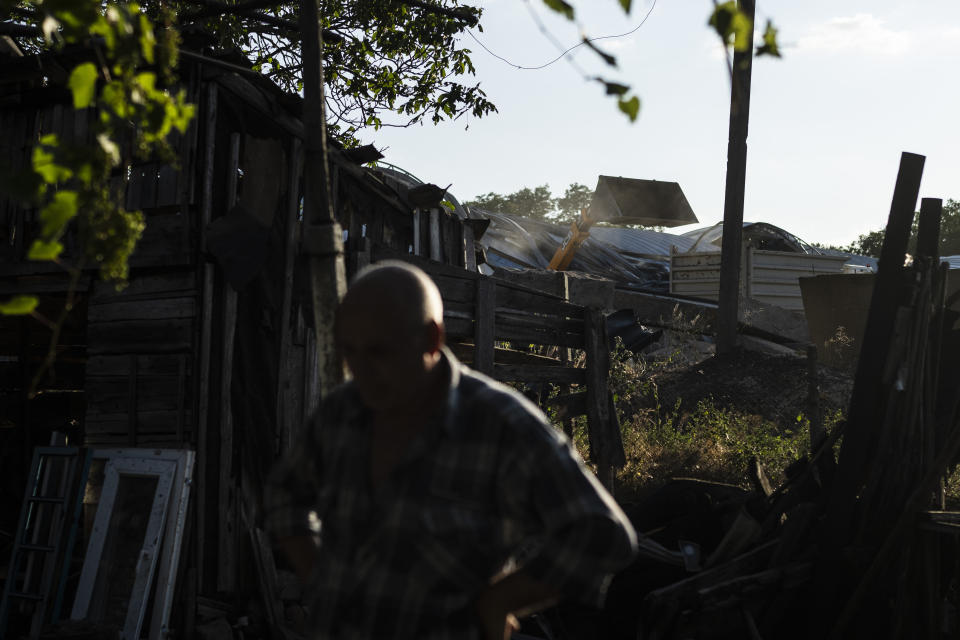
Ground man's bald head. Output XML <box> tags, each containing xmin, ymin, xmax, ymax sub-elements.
<box><xmin>334</xmin><ymin>262</ymin><xmax>446</xmax><ymax>413</ymax></box>
<box><xmin>339</xmin><ymin>261</ymin><xmax>444</xmax><ymax>335</ymax></box>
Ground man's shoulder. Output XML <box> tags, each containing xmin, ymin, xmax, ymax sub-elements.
<box><xmin>458</xmin><ymin>367</ymin><xmax>540</xmax><ymax>416</ymax></box>
<box><xmin>455</xmin><ymin>367</ymin><xmax>564</xmax><ymax>445</ymax></box>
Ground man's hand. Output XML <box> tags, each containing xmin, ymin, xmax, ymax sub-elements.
<box><xmin>473</xmin><ymin>571</ymin><xmax>558</xmax><ymax>640</ymax></box>
<box><xmin>474</xmin><ymin>594</ymin><xmax>520</xmax><ymax>640</ymax></box>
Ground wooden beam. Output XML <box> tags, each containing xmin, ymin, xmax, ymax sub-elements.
<box><xmin>473</xmin><ymin>277</ymin><xmax>495</xmax><ymax>375</ymax></box>
<box><xmin>716</xmin><ymin>0</ymin><xmax>756</xmax><ymax>355</ymax></box>
<box><xmin>217</xmin><ymin>133</ymin><xmax>241</xmax><ymax>593</ymax></box>
<box><xmin>300</xmin><ymin>0</ymin><xmax>347</xmax><ymax>397</ymax></box>
<box><xmin>276</xmin><ymin>139</ymin><xmax>301</xmax><ymax>455</ymax></box>
<box><xmin>195</xmin><ymin>82</ymin><xmax>218</xmax><ymax>593</ymax></box>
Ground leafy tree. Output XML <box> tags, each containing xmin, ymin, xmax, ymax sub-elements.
<box><xmin>838</xmin><ymin>199</ymin><xmax>960</xmax><ymax>258</ymax></box>
<box><xmin>555</xmin><ymin>182</ymin><xmax>592</xmax><ymax>222</ymax></box>
<box><xmin>466</xmin><ymin>184</ymin><xmax>555</xmax><ymax>221</ymax></box>
<box><xmin>165</xmin><ymin>0</ymin><xmax>496</xmax><ymax>142</ymax></box>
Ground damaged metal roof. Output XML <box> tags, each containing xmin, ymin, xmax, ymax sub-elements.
<box><xmin>470</xmin><ymin>209</ymin><xmax>681</xmax><ymax>291</ymax></box>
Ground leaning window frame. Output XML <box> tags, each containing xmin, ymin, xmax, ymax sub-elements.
<box><xmin>69</xmin><ymin>449</ymin><xmax>194</xmax><ymax>640</ymax></box>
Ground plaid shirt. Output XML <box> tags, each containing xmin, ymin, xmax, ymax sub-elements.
<box><xmin>263</xmin><ymin>348</ymin><xmax>637</xmax><ymax>639</ymax></box>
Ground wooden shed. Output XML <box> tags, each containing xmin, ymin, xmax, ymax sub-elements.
<box><xmin>0</xmin><ymin>44</ymin><xmax>479</xmax><ymax>634</ymax></box>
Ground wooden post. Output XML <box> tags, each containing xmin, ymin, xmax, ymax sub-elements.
<box><xmin>585</xmin><ymin>308</ymin><xmax>615</xmax><ymax>490</ymax></box>
<box><xmin>276</xmin><ymin>139</ymin><xmax>302</xmax><ymax>455</ymax></box>
<box><xmin>301</xmin><ymin>0</ymin><xmax>347</xmax><ymax>398</ymax></box>
<box><xmin>473</xmin><ymin>277</ymin><xmax>495</xmax><ymax>375</ymax></box>
<box><xmin>429</xmin><ymin>208</ymin><xmax>442</xmax><ymax>261</ymax></box>
<box><xmin>127</xmin><ymin>354</ymin><xmax>138</xmax><ymax>446</ymax></box>
<box><xmin>217</xmin><ymin>132</ymin><xmax>241</xmax><ymax>593</ymax></box>
<box><xmin>716</xmin><ymin>0</ymin><xmax>756</xmax><ymax>355</ymax></box>
<box><xmin>917</xmin><ymin>197</ymin><xmax>943</xmax><ymax>261</ymax></box>
<box><xmin>195</xmin><ymin>82</ymin><xmax>218</xmax><ymax>593</ymax></box>
<box><xmin>806</xmin><ymin>344</ymin><xmax>823</xmax><ymax>451</ymax></box>
<box><xmin>826</xmin><ymin>152</ymin><xmax>924</xmax><ymax>536</ymax></box>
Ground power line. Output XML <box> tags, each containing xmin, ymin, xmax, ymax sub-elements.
<box><xmin>466</xmin><ymin>0</ymin><xmax>657</xmax><ymax>71</ymax></box>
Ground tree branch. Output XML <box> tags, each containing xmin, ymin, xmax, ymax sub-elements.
<box><xmin>393</xmin><ymin>0</ymin><xmax>479</xmax><ymax>27</ymax></box>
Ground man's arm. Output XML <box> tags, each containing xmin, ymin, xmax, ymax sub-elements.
<box><xmin>497</xmin><ymin>408</ymin><xmax>639</xmax><ymax>612</ymax></box>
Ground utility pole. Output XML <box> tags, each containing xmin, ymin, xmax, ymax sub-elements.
<box><xmin>300</xmin><ymin>0</ymin><xmax>347</xmax><ymax>395</ymax></box>
<box><xmin>716</xmin><ymin>0</ymin><xmax>756</xmax><ymax>355</ymax></box>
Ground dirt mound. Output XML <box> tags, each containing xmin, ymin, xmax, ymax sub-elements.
<box><xmin>650</xmin><ymin>349</ymin><xmax>853</xmax><ymax>427</ymax></box>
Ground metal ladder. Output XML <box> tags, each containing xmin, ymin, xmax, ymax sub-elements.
<box><xmin>0</xmin><ymin>446</ymin><xmax>91</xmax><ymax>638</ymax></box>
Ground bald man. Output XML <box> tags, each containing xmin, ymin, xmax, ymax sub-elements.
<box><xmin>264</xmin><ymin>262</ymin><xmax>637</xmax><ymax>640</ymax></box>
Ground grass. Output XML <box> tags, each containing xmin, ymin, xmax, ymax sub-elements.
<box><xmin>547</xmin><ymin>339</ymin><xmax>841</xmax><ymax>504</ymax></box>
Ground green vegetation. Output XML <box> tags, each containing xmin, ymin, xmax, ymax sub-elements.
<box><xmin>604</xmin><ymin>346</ymin><xmax>816</xmax><ymax>500</ymax></box>
<box><xmin>465</xmin><ymin>182</ymin><xmax>592</xmax><ymax>223</ymax></box>
<box><xmin>832</xmin><ymin>199</ymin><xmax>960</xmax><ymax>258</ymax></box>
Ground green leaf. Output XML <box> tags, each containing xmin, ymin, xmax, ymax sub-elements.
<box><xmin>617</xmin><ymin>95</ymin><xmax>641</xmax><ymax>122</ymax></box>
<box><xmin>32</xmin><ymin>145</ymin><xmax>72</xmax><ymax>184</ymax></box>
<box><xmin>39</xmin><ymin>191</ymin><xmax>78</xmax><ymax>237</ymax></box>
<box><xmin>139</xmin><ymin>14</ymin><xmax>156</xmax><ymax>64</ymax></box>
<box><xmin>600</xmin><ymin>80</ymin><xmax>629</xmax><ymax>96</ymax></box>
<box><xmin>0</xmin><ymin>295</ymin><xmax>39</xmax><ymax>315</ymax></box>
<box><xmin>618</xmin><ymin>0</ymin><xmax>632</xmax><ymax>13</ymax></box>
<box><xmin>756</xmin><ymin>19</ymin><xmax>781</xmax><ymax>57</ymax></box>
<box><xmin>68</xmin><ymin>62</ymin><xmax>98</xmax><ymax>109</ymax></box>
<box><xmin>542</xmin><ymin>0</ymin><xmax>574</xmax><ymax>20</ymax></box>
<box><xmin>709</xmin><ymin>2</ymin><xmax>753</xmax><ymax>52</ymax></box>
<box><xmin>583</xmin><ymin>38</ymin><xmax>617</xmax><ymax>66</ymax></box>
<box><xmin>28</xmin><ymin>239</ymin><xmax>64</xmax><ymax>261</ymax></box>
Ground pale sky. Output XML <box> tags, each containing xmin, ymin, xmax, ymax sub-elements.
<box><xmin>362</xmin><ymin>1</ymin><xmax>960</xmax><ymax>247</ymax></box>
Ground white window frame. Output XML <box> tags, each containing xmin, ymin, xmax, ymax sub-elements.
<box><xmin>70</xmin><ymin>449</ymin><xmax>194</xmax><ymax>640</ymax></box>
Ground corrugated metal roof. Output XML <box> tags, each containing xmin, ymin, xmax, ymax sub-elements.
<box><xmin>586</xmin><ymin>226</ymin><xmax>696</xmax><ymax>256</ymax></box>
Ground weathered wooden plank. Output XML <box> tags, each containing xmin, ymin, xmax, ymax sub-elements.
<box><xmin>826</xmin><ymin>152</ymin><xmax>925</xmax><ymax>541</ymax></box>
<box><xmin>434</xmin><ymin>275</ymin><xmax>475</xmax><ymax>304</ymax></box>
<box><xmin>444</xmin><ymin>316</ymin><xmax>472</xmax><ymax>338</ymax></box>
<box><xmin>496</xmin><ymin>286</ymin><xmax>584</xmax><ymax>320</ymax></box>
<box><xmin>156</xmin><ymin>164</ymin><xmax>181</xmax><ymax>209</ymax></box>
<box><xmin>429</xmin><ymin>208</ymin><xmax>441</xmax><ymax>262</ymax></box>
<box><xmin>585</xmin><ymin>308</ymin><xmax>622</xmax><ymax>488</ymax></box>
<box><xmin>493</xmin><ymin>364</ymin><xmax>585</xmax><ymax>385</ymax></box>
<box><xmin>496</xmin><ymin>310</ymin><xmax>585</xmax><ymax>336</ymax></box>
<box><xmin>85</xmin><ymin>409</ymin><xmax>194</xmax><ymax>434</ymax></box>
<box><xmin>90</xmin><ymin>272</ymin><xmax>196</xmax><ymax>302</ymax></box>
<box><xmin>276</xmin><ymin>138</ymin><xmax>302</xmax><ymax>455</ymax></box>
<box><xmin>86</xmin><ymin>354</ymin><xmax>194</xmax><ymax>377</ymax></box>
<box><xmin>87</xmin><ymin>297</ymin><xmax>197</xmax><ymax>323</ymax></box>
<box><xmin>127</xmin><ymin>354</ymin><xmax>138</xmax><ymax>445</ymax></box>
<box><xmin>218</xmin><ymin>132</ymin><xmax>241</xmax><ymax>594</ymax></box>
<box><xmin>449</xmin><ymin>342</ymin><xmax>563</xmax><ymax>367</ymax></box>
<box><xmin>370</xmin><ymin>244</ymin><xmax>478</xmax><ymax>281</ymax></box>
<box><xmin>493</xmin><ymin>322</ymin><xmax>585</xmax><ymax>349</ymax></box>
<box><xmin>196</xmin><ymin>82</ymin><xmax>218</xmax><ymax>593</ymax></box>
<box><xmin>86</xmin><ymin>377</ymin><xmax>188</xmax><ymax>414</ymax></box>
<box><xmin>473</xmin><ymin>277</ymin><xmax>494</xmax><ymax>375</ymax></box>
<box><xmin>129</xmin><ymin>212</ymin><xmax>193</xmax><ymax>266</ymax></box>
<box><xmin>87</xmin><ymin>319</ymin><xmax>194</xmax><ymax>354</ymax></box>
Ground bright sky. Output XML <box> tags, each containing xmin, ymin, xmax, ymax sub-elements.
<box><xmin>362</xmin><ymin>0</ymin><xmax>960</xmax><ymax>246</ymax></box>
